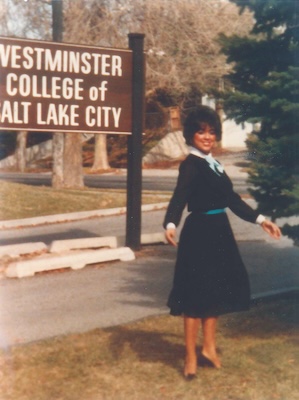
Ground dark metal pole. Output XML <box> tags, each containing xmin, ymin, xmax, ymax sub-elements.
<box><xmin>52</xmin><ymin>0</ymin><xmax>63</xmax><ymax>42</ymax></box>
<box><xmin>126</xmin><ymin>33</ymin><xmax>145</xmax><ymax>250</ymax></box>
<box><xmin>51</xmin><ymin>0</ymin><xmax>64</xmax><ymax>188</ymax></box>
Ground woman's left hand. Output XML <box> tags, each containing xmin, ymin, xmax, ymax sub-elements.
<box><xmin>261</xmin><ymin>220</ymin><xmax>281</xmax><ymax>239</ymax></box>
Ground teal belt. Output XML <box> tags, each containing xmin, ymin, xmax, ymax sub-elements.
<box><xmin>204</xmin><ymin>208</ymin><xmax>226</xmax><ymax>215</ymax></box>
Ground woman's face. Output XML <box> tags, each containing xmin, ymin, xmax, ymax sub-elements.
<box><xmin>192</xmin><ymin>123</ymin><xmax>216</xmax><ymax>155</ymax></box>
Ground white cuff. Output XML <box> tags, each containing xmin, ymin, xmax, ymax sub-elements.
<box><xmin>256</xmin><ymin>214</ymin><xmax>266</xmax><ymax>225</ymax></box>
<box><xmin>166</xmin><ymin>222</ymin><xmax>176</xmax><ymax>230</ymax></box>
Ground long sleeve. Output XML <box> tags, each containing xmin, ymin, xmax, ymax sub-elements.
<box><xmin>227</xmin><ymin>188</ymin><xmax>259</xmax><ymax>223</ymax></box>
<box><xmin>163</xmin><ymin>159</ymin><xmax>198</xmax><ymax>228</ymax></box>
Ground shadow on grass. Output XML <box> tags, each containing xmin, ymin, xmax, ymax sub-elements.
<box><xmin>105</xmin><ymin>326</ymin><xmax>185</xmax><ymax>375</ymax></box>
<box><xmin>103</xmin><ymin>296</ymin><xmax>298</xmax><ymax>378</ymax></box>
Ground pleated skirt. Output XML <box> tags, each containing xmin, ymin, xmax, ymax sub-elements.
<box><xmin>167</xmin><ymin>212</ymin><xmax>250</xmax><ymax>318</ymax></box>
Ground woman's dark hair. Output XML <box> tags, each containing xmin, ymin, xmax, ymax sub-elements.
<box><xmin>183</xmin><ymin>105</ymin><xmax>222</xmax><ymax>145</ymax></box>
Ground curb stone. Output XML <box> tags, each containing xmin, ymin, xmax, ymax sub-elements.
<box><xmin>0</xmin><ymin>202</ymin><xmax>169</xmax><ymax>230</ymax></box>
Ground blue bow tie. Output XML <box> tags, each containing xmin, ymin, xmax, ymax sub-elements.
<box><xmin>205</xmin><ymin>155</ymin><xmax>224</xmax><ymax>176</ymax></box>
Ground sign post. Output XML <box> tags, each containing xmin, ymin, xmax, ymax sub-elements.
<box><xmin>126</xmin><ymin>33</ymin><xmax>145</xmax><ymax>250</ymax></box>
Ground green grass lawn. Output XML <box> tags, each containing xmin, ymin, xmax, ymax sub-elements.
<box><xmin>0</xmin><ymin>297</ymin><xmax>298</xmax><ymax>400</ymax></box>
<box><xmin>0</xmin><ymin>180</ymin><xmax>171</xmax><ymax>220</ymax></box>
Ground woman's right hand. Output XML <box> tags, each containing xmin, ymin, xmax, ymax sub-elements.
<box><xmin>165</xmin><ymin>228</ymin><xmax>177</xmax><ymax>247</ymax></box>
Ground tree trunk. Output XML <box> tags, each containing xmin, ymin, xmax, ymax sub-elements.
<box><xmin>16</xmin><ymin>131</ymin><xmax>27</xmax><ymax>172</ymax></box>
<box><xmin>51</xmin><ymin>0</ymin><xmax>66</xmax><ymax>188</ymax></box>
<box><xmin>52</xmin><ymin>133</ymin><xmax>65</xmax><ymax>188</ymax></box>
<box><xmin>63</xmin><ymin>133</ymin><xmax>84</xmax><ymax>188</ymax></box>
<box><xmin>91</xmin><ymin>134</ymin><xmax>110</xmax><ymax>171</ymax></box>
<box><xmin>215</xmin><ymin>100</ymin><xmax>223</xmax><ymax>149</ymax></box>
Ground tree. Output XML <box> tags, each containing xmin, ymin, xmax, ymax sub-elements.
<box><xmin>63</xmin><ymin>133</ymin><xmax>84</xmax><ymax>188</ymax></box>
<box><xmin>63</xmin><ymin>0</ymin><xmax>253</xmax><ymax>164</ymax></box>
<box><xmin>91</xmin><ymin>135</ymin><xmax>110</xmax><ymax>171</ymax></box>
<box><xmin>0</xmin><ymin>0</ymin><xmax>52</xmax><ymax>39</ymax></box>
<box><xmin>52</xmin><ymin>0</ymin><xmax>84</xmax><ymax>188</ymax></box>
<box><xmin>63</xmin><ymin>0</ymin><xmax>118</xmax><ymax>172</ymax></box>
<box><xmin>16</xmin><ymin>131</ymin><xmax>28</xmax><ymax>172</ymax></box>
<box><xmin>142</xmin><ymin>0</ymin><xmax>253</xmax><ymax>97</ymax></box>
<box><xmin>220</xmin><ymin>0</ymin><xmax>299</xmax><ymax>243</ymax></box>
<box><xmin>0</xmin><ymin>0</ymin><xmax>52</xmax><ymax>173</ymax></box>
<box><xmin>51</xmin><ymin>0</ymin><xmax>65</xmax><ymax>188</ymax></box>
<box><xmin>64</xmin><ymin>0</ymin><xmax>253</xmax><ymax>100</ymax></box>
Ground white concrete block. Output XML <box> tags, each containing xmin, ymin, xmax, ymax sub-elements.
<box><xmin>5</xmin><ymin>247</ymin><xmax>135</xmax><ymax>278</ymax></box>
<box><xmin>0</xmin><ymin>242</ymin><xmax>48</xmax><ymax>257</ymax></box>
<box><xmin>49</xmin><ymin>236</ymin><xmax>118</xmax><ymax>253</ymax></box>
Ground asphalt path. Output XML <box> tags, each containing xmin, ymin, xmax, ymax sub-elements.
<box><xmin>0</xmin><ymin>172</ymin><xmax>250</xmax><ymax>194</ymax></box>
<box><xmin>0</xmin><ymin>202</ymin><xmax>266</xmax><ymax>247</ymax></box>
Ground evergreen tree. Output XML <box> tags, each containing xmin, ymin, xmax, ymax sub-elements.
<box><xmin>220</xmin><ymin>0</ymin><xmax>299</xmax><ymax>243</ymax></box>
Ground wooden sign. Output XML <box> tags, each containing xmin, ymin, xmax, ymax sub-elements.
<box><xmin>0</xmin><ymin>36</ymin><xmax>133</xmax><ymax>134</ymax></box>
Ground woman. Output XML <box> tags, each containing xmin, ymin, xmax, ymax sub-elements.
<box><xmin>163</xmin><ymin>105</ymin><xmax>281</xmax><ymax>379</ymax></box>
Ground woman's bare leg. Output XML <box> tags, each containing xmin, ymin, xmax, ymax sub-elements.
<box><xmin>184</xmin><ymin>316</ymin><xmax>200</xmax><ymax>376</ymax></box>
<box><xmin>201</xmin><ymin>317</ymin><xmax>221</xmax><ymax>368</ymax></box>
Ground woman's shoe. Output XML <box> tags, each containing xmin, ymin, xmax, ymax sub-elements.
<box><xmin>184</xmin><ymin>360</ymin><xmax>197</xmax><ymax>380</ymax></box>
<box><xmin>197</xmin><ymin>353</ymin><xmax>221</xmax><ymax>369</ymax></box>
<box><xmin>184</xmin><ymin>373</ymin><xmax>196</xmax><ymax>381</ymax></box>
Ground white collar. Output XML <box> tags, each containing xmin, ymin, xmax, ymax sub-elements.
<box><xmin>189</xmin><ymin>146</ymin><xmax>212</xmax><ymax>159</ymax></box>
<box><xmin>189</xmin><ymin>146</ymin><xmax>224</xmax><ymax>175</ymax></box>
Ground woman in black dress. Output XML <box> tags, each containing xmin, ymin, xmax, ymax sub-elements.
<box><xmin>163</xmin><ymin>105</ymin><xmax>281</xmax><ymax>379</ymax></box>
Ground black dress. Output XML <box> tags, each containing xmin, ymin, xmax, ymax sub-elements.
<box><xmin>163</xmin><ymin>154</ymin><xmax>259</xmax><ymax>318</ymax></box>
